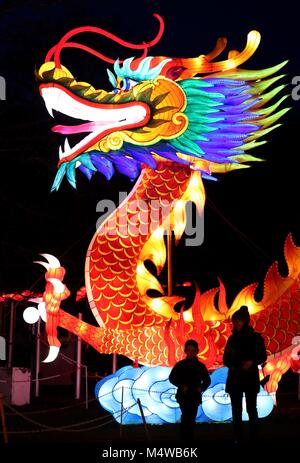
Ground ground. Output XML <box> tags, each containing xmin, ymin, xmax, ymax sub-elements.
<box><xmin>1</xmin><ymin>377</ymin><xmax>299</xmax><ymax>462</ymax></box>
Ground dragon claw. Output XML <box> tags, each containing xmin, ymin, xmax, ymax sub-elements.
<box><xmin>47</xmin><ymin>278</ymin><xmax>65</xmax><ymax>294</ymax></box>
<box><xmin>43</xmin><ymin>346</ymin><xmax>60</xmax><ymax>363</ymax></box>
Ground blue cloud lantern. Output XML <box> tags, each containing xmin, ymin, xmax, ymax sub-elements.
<box><xmin>95</xmin><ymin>365</ymin><xmax>274</xmax><ymax>424</ymax></box>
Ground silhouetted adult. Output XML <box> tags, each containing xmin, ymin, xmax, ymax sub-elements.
<box><xmin>169</xmin><ymin>339</ymin><xmax>211</xmax><ymax>441</ymax></box>
<box><xmin>223</xmin><ymin>306</ymin><xmax>267</xmax><ymax>444</ymax></box>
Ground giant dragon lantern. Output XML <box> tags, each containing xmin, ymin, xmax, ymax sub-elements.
<box><xmin>25</xmin><ymin>15</ymin><xmax>300</xmax><ymax>423</ymax></box>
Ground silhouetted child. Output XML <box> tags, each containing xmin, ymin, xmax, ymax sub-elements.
<box><xmin>169</xmin><ymin>339</ymin><xmax>211</xmax><ymax>441</ymax></box>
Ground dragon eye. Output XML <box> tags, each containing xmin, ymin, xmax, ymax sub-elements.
<box><xmin>119</xmin><ymin>77</ymin><xmax>138</xmax><ymax>91</ymax></box>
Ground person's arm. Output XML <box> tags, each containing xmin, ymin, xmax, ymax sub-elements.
<box><xmin>241</xmin><ymin>333</ymin><xmax>268</xmax><ymax>370</ymax></box>
<box><xmin>223</xmin><ymin>337</ymin><xmax>235</xmax><ymax>367</ymax></box>
<box><xmin>253</xmin><ymin>333</ymin><xmax>267</xmax><ymax>365</ymax></box>
<box><xmin>169</xmin><ymin>362</ymin><xmax>182</xmax><ymax>387</ymax></box>
<box><xmin>200</xmin><ymin>364</ymin><xmax>211</xmax><ymax>392</ymax></box>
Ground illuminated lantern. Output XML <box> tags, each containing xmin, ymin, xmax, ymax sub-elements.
<box><xmin>23</xmin><ymin>306</ymin><xmax>40</xmax><ymax>324</ymax></box>
<box><xmin>23</xmin><ymin>14</ymin><xmax>299</xmax><ymax>424</ymax></box>
<box><xmin>95</xmin><ymin>366</ymin><xmax>274</xmax><ymax>424</ymax></box>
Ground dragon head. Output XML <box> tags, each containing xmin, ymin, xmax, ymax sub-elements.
<box><xmin>37</xmin><ymin>14</ymin><xmax>288</xmax><ymax>191</ymax></box>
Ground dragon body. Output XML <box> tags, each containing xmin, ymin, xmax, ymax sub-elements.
<box><xmin>31</xmin><ymin>16</ymin><xmax>299</xmax><ymax>394</ymax></box>
<box><xmin>42</xmin><ymin>234</ymin><xmax>300</xmax><ymax>394</ymax></box>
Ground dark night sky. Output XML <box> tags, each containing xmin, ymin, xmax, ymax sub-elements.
<box><xmin>0</xmin><ymin>0</ymin><xmax>299</xmax><ymax>308</ymax></box>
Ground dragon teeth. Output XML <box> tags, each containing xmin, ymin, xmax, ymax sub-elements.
<box><xmin>64</xmin><ymin>137</ymin><xmax>71</xmax><ymax>153</ymax></box>
<box><xmin>44</xmin><ymin>99</ymin><xmax>54</xmax><ymax>118</ymax></box>
<box><xmin>59</xmin><ymin>138</ymin><xmax>72</xmax><ymax>159</ymax></box>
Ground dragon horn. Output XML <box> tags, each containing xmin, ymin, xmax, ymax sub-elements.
<box><xmin>165</xmin><ymin>30</ymin><xmax>261</xmax><ymax>79</ymax></box>
<box><xmin>34</xmin><ymin>261</ymin><xmax>50</xmax><ymax>271</ymax></box>
<box><xmin>39</xmin><ymin>253</ymin><xmax>61</xmax><ymax>268</ymax></box>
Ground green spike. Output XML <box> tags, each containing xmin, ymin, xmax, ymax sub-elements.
<box><xmin>245</xmin><ymin>74</ymin><xmax>286</xmax><ymax>95</ymax></box>
<box><xmin>251</xmin><ymin>95</ymin><xmax>289</xmax><ymax>116</ymax></box>
<box><xmin>245</xmin><ymin>124</ymin><xmax>281</xmax><ymax>142</ymax></box>
<box><xmin>229</xmin><ymin>154</ymin><xmax>264</xmax><ymax>163</ymax></box>
<box><xmin>237</xmin><ymin>140</ymin><xmax>267</xmax><ymax>151</ymax></box>
<box><xmin>170</xmin><ymin>137</ymin><xmax>204</xmax><ymax>156</ymax></box>
<box><xmin>185</xmin><ymin>88</ymin><xmax>223</xmax><ymax>101</ymax></box>
<box><xmin>168</xmin><ymin>138</ymin><xmax>188</xmax><ymax>153</ymax></box>
<box><xmin>251</xmin><ymin>84</ymin><xmax>287</xmax><ymax>108</ymax></box>
<box><xmin>224</xmin><ymin>163</ymin><xmax>250</xmax><ymax>171</ymax></box>
<box><xmin>187</xmin><ymin>121</ymin><xmax>218</xmax><ymax>133</ymax></box>
<box><xmin>179</xmin><ymin>133</ymin><xmax>207</xmax><ymax>151</ymax></box>
<box><xmin>185</xmin><ymin>128</ymin><xmax>210</xmax><ymax>141</ymax></box>
<box><xmin>186</xmin><ymin>96</ymin><xmax>223</xmax><ymax>107</ymax></box>
<box><xmin>187</xmin><ymin>114</ymin><xmax>224</xmax><ymax>124</ymax></box>
<box><xmin>258</xmin><ymin>107</ymin><xmax>290</xmax><ymax>128</ymax></box>
<box><xmin>211</xmin><ymin>60</ymin><xmax>288</xmax><ymax>81</ymax></box>
<box><xmin>179</xmin><ymin>79</ymin><xmax>214</xmax><ymax>88</ymax></box>
<box><xmin>182</xmin><ymin>127</ymin><xmax>202</xmax><ymax>139</ymax></box>
<box><xmin>185</xmin><ymin>105</ymin><xmax>220</xmax><ymax>114</ymax></box>
<box><xmin>184</xmin><ymin>88</ymin><xmax>224</xmax><ymax>99</ymax></box>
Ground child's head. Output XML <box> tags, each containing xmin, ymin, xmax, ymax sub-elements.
<box><xmin>232</xmin><ymin>305</ymin><xmax>250</xmax><ymax>332</ymax></box>
<box><xmin>184</xmin><ymin>339</ymin><xmax>199</xmax><ymax>359</ymax></box>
